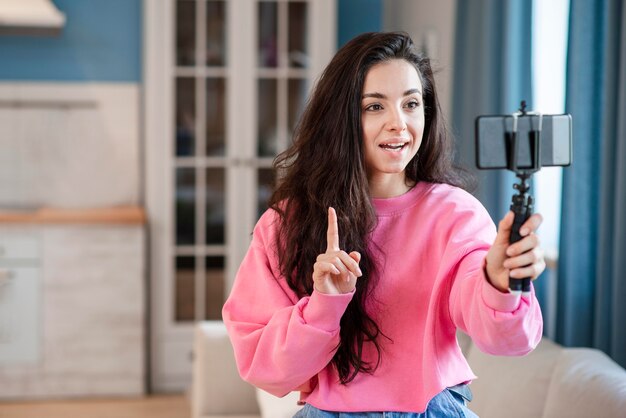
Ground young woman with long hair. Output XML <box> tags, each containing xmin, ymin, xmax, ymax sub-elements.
<box><xmin>223</xmin><ymin>32</ymin><xmax>545</xmax><ymax>417</ymax></box>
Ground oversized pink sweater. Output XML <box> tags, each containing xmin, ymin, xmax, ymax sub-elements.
<box><xmin>222</xmin><ymin>182</ymin><xmax>543</xmax><ymax>413</ymax></box>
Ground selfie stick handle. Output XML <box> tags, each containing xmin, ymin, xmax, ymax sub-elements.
<box><xmin>509</xmin><ymin>175</ymin><xmax>533</xmax><ymax>294</ymax></box>
<box><xmin>506</xmin><ymin>101</ymin><xmax>540</xmax><ymax>295</ymax></box>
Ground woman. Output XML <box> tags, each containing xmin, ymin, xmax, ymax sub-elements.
<box><xmin>222</xmin><ymin>32</ymin><xmax>544</xmax><ymax>417</ymax></box>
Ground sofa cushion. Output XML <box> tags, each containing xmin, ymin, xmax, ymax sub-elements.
<box><xmin>256</xmin><ymin>389</ymin><xmax>303</xmax><ymax>418</ymax></box>
<box><xmin>192</xmin><ymin>322</ymin><xmax>260</xmax><ymax>417</ymax></box>
<box><xmin>465</xmin><ymin>337</ymin><xmax>562</xmax><ymax>418</ymax></box>
<box><xmin>542</xmin><ymin>348</ymin><xmax>626</xmax><ymax>418</ymax></box>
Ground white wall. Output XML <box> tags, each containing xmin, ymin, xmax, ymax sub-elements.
<box><xmin>383</xmin><ymin>0</ymin><xmax>456</xmax><ymax>119</ymax></box>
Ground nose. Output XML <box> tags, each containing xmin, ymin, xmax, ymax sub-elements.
<box><xmin>386</xmin><ymin>107</ymin><xmax>407</xmax><ymax>132</ymax></box>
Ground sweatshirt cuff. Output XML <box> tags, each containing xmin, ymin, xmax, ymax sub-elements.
<box><xmin>481</xmin><ymin>273</ymin><xmax>525</xmax><ymax>312</ymax></box>
<box><xmin>302</xmin><ymin>290</ymin><xmax>354</xmax><ymax>332</ymax></box>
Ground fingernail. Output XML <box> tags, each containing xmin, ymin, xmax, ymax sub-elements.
<box><xmin>520</xmin><ymin>227</ymin><xmax>529</xmax><ymax>236</ymax></box>
<box><xmin>357</xmin><ymin>268</ymin><xmax>363</xmax><ymax>277</ymax></box>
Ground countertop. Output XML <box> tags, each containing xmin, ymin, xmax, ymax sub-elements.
<box><xmin>0</xmin><ymin>206</ymin><xmax>145</xmax><ymax>225</ymax></box>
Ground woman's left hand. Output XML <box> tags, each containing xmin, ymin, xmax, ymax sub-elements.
<box><xmin>485</xmin><ymin>211</ymin><xmax>546</xmax><ymax>293</ymax></box>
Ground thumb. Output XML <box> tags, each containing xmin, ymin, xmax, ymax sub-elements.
<box><xmin>349</xmin><ymin>251</ymin><xmax>361</xmax><ymax>263</ymax></box>
<box><xmin>494</xmin><ymin>211</ymin><xmax>514</xmax><ymax>246</ymax></box>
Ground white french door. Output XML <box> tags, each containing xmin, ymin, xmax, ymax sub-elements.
<box><xmin>144</xmin><ymin>0</ymin><xmax>336</xmax><ymax>392</ymax></box>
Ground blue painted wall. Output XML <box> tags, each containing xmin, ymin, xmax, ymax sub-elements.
<box><xmin>0</xmin><ymin>0</ymin><xmax>141</xmax><ymax>82</ymax></box>
<box><xmin>0</xmin><ymin>0</ymin><xmax>379</xmax><ymax>82</ymax></box>
<box><xmin>337</xmin><ymin>0</ymin><xmax>382</xmax><ymax>48</ymax></box>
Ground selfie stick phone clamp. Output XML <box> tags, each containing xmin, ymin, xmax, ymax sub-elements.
<box><xmin>506</xmin><ymin>101</ymin><xmax>543</xmax><ymax>295</ymax></box>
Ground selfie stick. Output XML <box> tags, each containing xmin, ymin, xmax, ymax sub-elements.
<box><xmin>506</xmin><ymin>101</ymin><xmax>543</xmax><ymax>295</ymax></box>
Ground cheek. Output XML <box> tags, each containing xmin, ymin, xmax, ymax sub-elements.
<box><xmin>361</xmin><ymin>118</ymin><xmax>378</xmax><ymax>144</ymax></box>
<box><xmin>411</xmin><ymin>114</ymin><xmax>425</xmax><ymax>137</ymax></box>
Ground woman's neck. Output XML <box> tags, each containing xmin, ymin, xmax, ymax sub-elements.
<box><xmin>368</xmin><ymin>173</ymin><xmax>415</xmax><ymax>198</ymax></box>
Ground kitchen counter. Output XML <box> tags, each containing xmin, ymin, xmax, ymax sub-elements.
<box><xmin>0</xmin><ymin>206</ymin><xmax>145</xmax><ymax>224</ymax></box>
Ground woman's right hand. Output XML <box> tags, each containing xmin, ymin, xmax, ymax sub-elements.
<box><xmin>312</xmin><ymin>207</ymin><xmax>362</xmax><ymax>294</ymax></box>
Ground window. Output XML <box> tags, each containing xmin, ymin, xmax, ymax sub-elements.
<box><xmin>532</xmin><ymin>0</ymin><xmax>570</xmax><ymax>256</ymax></box>
<box><xmin>532</xmin><ymin>0</ymin><xmax>570</xmax><ymax>337</ymax></box>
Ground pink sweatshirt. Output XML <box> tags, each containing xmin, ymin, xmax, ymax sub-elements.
<box><xmin>222</xmin><ymin>182</ymin><xmax>543</xmax><ymax>413</ymax></box>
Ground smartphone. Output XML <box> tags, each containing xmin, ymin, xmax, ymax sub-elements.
<box><xmin>475</xmin><ymin>114</ymin><xmax>572</xmax><ymax>169</ymax></box>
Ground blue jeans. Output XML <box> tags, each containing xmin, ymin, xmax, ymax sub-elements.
<box><xmin>293</xmin><ymin>384</ymin><xmax>478</xmax><ymax>418</ymax></box>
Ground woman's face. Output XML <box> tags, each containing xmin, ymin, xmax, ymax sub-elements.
<box><xmin>361</xmin><ymin>59</ymin><xmax>424</xmax><ymax>189</ymax></box>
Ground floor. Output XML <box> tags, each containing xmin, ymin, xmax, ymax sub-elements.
<box><xmin>0</xmin><ymin>394</ymin><xmax>190</xmax><ymax>418</ymax></box>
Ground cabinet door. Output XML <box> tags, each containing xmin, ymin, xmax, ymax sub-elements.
<box><xmin>145</xmin><ymin>0</ymin><xmax>336</xmax><ymax>392</ymax></box>
<box><xmin>0</xmin><ymin>267</ymin><xmax>40</xmax><ymax>366</ymax></box>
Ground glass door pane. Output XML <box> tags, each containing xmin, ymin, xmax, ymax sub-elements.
<box><xmin>176</xmin><ymin>78</ymin><xmax>196</xmax><ymax>156</ymax></box>
<box><xmin>205</xmin><ymin>256</ymin><xmax>225</xmax><ymax>319</ymax></box>
<box><xmin>205</xmin><ymin>168</ymin><xmax>225</xmax><ymax>244</ymax></box>
<box><xmin>288</xmin><ymin>78</ymin><xmax>307</xmax><ymax>135</ymax></box>
<box><xmin>206</xmin><ymin>1</ymin><xmax>227</xmax><ymax>66</ymax></box>
<box><xmin>175</xmin><ymin>168</ymin><xmax>196</xmax><ymax>245</ymax></box>
<box><xmin>257</xmin><ymin>79</ymin><xmax>278</xmax><ymax>156</ymax></box>
<box><xmin>257</xmin><ymin>168</ymin><xmax>275</xmax><ymax>218</ymax></box>
<box><xmin>288</xmin><ymin>2</ymin><xmax>308</xmax><ymax>68</ymax></box>
<box><xmin>206</xmin><ymin>78</ymin><xmax>226</xmax><ymax>156</ymax></box>
<box><xmin>258</xmin><ymin>2</ymin><xmax>278</xmax><ymax>67</ymax></box>
<box><xmin>175</xmin><ymin>256</ymin><xmax>195</xmax><ymax>321</ymax></box>
<box><xmin>176</xmin><ymin>0</ymin><xmax>196</xmax><ymax>66</ymax></box>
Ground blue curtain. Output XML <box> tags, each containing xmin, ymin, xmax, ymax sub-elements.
<box><xmin>557</xmin><ymin>0</ymin><xmax>626</xmax><ymax>368</ymax></box>
<box><xmin>452</xmin><ymin>0</ymin><xmax>533</xmax><ymax>220</ymax></box>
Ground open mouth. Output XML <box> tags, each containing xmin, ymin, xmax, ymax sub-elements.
<box><xmin>379</xmin><ymin>142</ymin><xmax>408</xmax><ymax>151</ymax></box>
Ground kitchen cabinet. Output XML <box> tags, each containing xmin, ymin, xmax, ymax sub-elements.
<box><xmin>0</xmin><ymin>209</ymin><xmax>145</xmax><ymax>399</ymax></box>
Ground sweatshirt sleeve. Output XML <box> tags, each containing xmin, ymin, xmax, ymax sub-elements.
<box><xmin>446</xmin><ymin>201</ymin><xmax>543</xmax><ymax>356</ymax></box>
<box><xmin>222</xmin><ymin>210</ymin><xmax>354</xmax><ymax>396</ymax></box>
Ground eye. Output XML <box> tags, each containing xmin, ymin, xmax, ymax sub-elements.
<box><xmin>405</xmin><ymin>100</ymin><xmax>421</xmax><ymax>109</ymax></box>
<box><xmin>364</xmin><ymin>103</ymin><xmax>383</xmax><ymax>111</ymax></box>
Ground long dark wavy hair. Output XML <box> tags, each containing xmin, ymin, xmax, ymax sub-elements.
<box><xmin>268</xmin><ymin>32</ymin><xmax>472</xmax><ymax>384</ymax></box>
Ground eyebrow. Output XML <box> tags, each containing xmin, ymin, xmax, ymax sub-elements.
<box><xmin>362</xmin><ymin>88</ymin><xmax>422</xmax><ymax>99</ymax></box>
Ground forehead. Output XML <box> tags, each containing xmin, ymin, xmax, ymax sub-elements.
<box><xmin>363</xmin><ymin>59</ymin><xmax>423</xmax><ymax>94</ymax></box>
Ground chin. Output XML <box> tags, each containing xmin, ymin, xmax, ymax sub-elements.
<box><xmin>381</xmin><ymin>164</ymin><xmax>410</xmax><ymax>173</ymax></box>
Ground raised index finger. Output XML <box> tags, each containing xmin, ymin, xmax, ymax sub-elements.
<box><xmin>327</xmin><ymin>207</ymin><xmax>340</xmax><ymax>252</ymax></box>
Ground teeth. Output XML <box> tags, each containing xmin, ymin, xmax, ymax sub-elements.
<box><xmin>380</xmin><ymin>143</ymin><xmax>406</xmax><ymax>150</ymax></box>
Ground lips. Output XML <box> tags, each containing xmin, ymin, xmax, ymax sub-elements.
<box><xmin>379</xmin><ymin>141</ymin><xmax>409</xmax><ymax>151</ymax></box>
